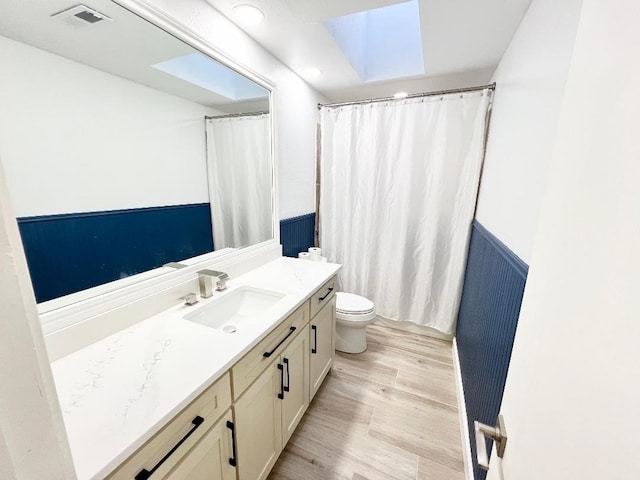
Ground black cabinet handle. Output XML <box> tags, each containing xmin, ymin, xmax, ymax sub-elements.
<box><xmin>226</xmin><ymin>420</ymin><xmax>238</xmax><ymax>467</ymax></box>
<box><xmin>311</xmin><ymin>325</ymin><xmax>318</xmax><ymax>354</ymax></box>
<box><xmin>277</xmin><ymin>363</ymin><xmax>285</xmax><ymax>399</ymax></box>
<box><xmin>318</xmin><ymin>287</ymin><xmax>334</xmax><ymax>301</ymax></box>
<box><xmin>135</xmin><ymin>416</ymin><xmax>205</xmax><ymax>480</ymax></box>
<box><xmin>263</xmin><ymin>327</ymin><xmax>296</xmax><ymax>358</ymax></box>
<box><xmin>283</xmin><ymin>358</ymin><xmax>290</xmax><ymax>392</ymax></box>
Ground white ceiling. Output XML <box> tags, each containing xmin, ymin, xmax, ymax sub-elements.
<box><xmin>204</xmin><ymin>0</ymin><xmax>533</xmax><ymax>102</ymax></box>
<box><xmin>1</xmin><ymin>0</ymin><xmax>532</xmax><ymax>108</ymax></box>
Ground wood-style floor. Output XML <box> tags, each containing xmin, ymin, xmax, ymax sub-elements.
<box><xmin>268</xmin><ymin>325</ymin><xmax>465</xmax><ymax>480</ymax></box>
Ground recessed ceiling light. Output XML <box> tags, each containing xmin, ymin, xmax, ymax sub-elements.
<box><xmin>232</xmin><ymin>4</ymin><xmax>264</xmax><ymax>26</ymax></box>
<box><xmin>302</xmin><ymin>67</ymin><xmax>322</xmax><ymax>79</ymax></box>
<box><xmin>394</xmin><ymin>91</ymin><xmax>408</xmax><ymax>99</ymax></box>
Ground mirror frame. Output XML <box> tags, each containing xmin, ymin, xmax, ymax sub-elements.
<box><xmin>37</xmin><ymin>0</ymin><xmax>280</xmax><ymax>332</ymax></box>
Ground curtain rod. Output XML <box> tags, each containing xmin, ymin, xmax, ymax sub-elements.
<box><xmin>205</xmin><ymin>111</ymin><xmax>268</xmax><ymax>120</ymax></box>
<box><xmin>318</xmin><ymin>82</ymin><xmax>496</xmax><ymax>109</ymax></box>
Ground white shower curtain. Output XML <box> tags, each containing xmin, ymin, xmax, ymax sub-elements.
<box><xmin>206</xmin><ymin>113</ymin><xmax>271</xmax><ymax>249</ymax></box>
<box><xmin>320</xmin><ymin>90</ymin><xmax>490</xmax><ymax>334</ymax></box>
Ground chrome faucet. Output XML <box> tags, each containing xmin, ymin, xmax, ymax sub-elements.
<box><xmin>197</xmin><ymin>269</ymin><xmax>229</xmax><ymax>298</ymax></box>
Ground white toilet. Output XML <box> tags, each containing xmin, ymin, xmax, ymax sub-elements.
<box><xmin>335</xmin><ymin>292</ymin><xmax>376</xmax><ymax>353</ymax></box>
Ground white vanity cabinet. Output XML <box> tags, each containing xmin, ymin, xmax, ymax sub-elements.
<box><xmin>309</xmin><ymin>277</ymin><xmax>337</xmax><ymax>400</ymax></box>
<box><xmin>102</xmin><ymin>273</ymin><xmax>338</xmax><ymax>480</ymax></box>
<box><xmin>232</xmin><ymin>304</ymin><xmax>310</xmax><ymax>480</ymax></box>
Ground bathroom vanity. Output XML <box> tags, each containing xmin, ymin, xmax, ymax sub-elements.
<box><xmin>0</xmin><ymin>0</ymin><xmax>332</xmax><ymax>477</ymax></box>
<box><xmin>51</xmin><ymin>258</ymin><xmax>340</xmax><ymax>480</ymax></box>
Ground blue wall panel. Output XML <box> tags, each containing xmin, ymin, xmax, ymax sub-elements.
<box><xmin>18</xmin><ymin>204</ymin><xmax>214</xmax><ymax>303</ymax></box>
<box><xmin>456</xmin><ymin>221</ymin><xmax>528</xmax><ymax>480</ymax></box>
<box><xmin>280</xmin><ymin>213</ymin><xmax>315</xmax><ymax>258</ymax></box>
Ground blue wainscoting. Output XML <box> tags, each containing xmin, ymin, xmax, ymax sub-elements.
<box><xmin>280</xmin><ymin>213</ymin><xmax>316</xmax><ymax>258</ymax></box>
<box><xmin>456</xmin><ymin>221</ymin><xmax>528</xmax><ymax>480</ymax></box>
<box><xmin>18</xmin><ymin>203</ymin><xmax>214</xmax><ymax>303</ymax></box>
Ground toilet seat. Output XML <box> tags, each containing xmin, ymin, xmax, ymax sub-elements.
<box><xmin>336</xmin><ymin>292</ymin><xmax>375</xmax><ymax>316</ymax></box>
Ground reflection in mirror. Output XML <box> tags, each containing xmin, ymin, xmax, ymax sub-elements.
<box><xmin>0</xmin><ymin>0</ymin><xmax>273</xmax><ymax>304</ymax></box>
<box><xmin>206</xmin><ymin>112</ymin><xmax>272</xmax><ymax>249</ymax></box>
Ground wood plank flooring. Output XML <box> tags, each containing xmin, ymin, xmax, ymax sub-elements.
<box><xmin>268</xmin><ymin>325</ymin><xmax>465</xmax><ymax>480</ymax></box>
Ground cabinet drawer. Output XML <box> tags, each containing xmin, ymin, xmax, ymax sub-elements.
<box><xmin>107</xmin><ymin>372</ymin><xmax>232</xmax><ymax>480</ymax></box>
<box><xmin>232</xmin><ymin>302</ymin><xmax>309</xmax><ymax>399</ymax></box>
<box><xmin>310</xmin><ymin>276</ymin><xmax>336</xmax><ymax>318</ymax></box>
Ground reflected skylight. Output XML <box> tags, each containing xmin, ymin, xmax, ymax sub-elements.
<box><xmin>152</xmin><ymin>53</ymin><xmax>269</xmax><ymax>101</ymax></box>
<box><xmin>325</xmin><ymin>0</ymin><xmax>425</xmax><ymax>83</ymax></box>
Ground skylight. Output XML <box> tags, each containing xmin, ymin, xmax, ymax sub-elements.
<box><xmin>325</xmin><ymin>0</ymin><xmax>425</xmax><ymax>83</ymax></box>
<box><xmin>152</xmin><ymin>53</ymin><xmax>269</xmax><ymax>101</ymax></box>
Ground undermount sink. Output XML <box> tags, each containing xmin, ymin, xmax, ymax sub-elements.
<box><xmin>184</xmin><ymin>286</ymin><xmax>286</xmax><ymax>333</ymax></box>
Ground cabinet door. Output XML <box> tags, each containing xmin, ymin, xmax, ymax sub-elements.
<box><xmin>280</xmin><ymin>326</ymin><xmax>309</xmax><ymax>444</ymax></box>
<box><xmin>234</xmin><ymin>360</ymin><xmax>282</xmax><ymax>480</ymax></box>
<box><xmin>309</xmin><ymin>296</ymin><xmax>336</xmax><ymax>400</ymax></box>
<box><xmin>165</xmin><ymin>410</ymin><xmax>235</xmax><ymax>480</ymax></box>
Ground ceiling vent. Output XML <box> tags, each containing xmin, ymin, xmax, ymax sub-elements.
<box><xmin>51</xmin><ymin>5</ymin><xmax>113</xmax><ymax>27</ymax></box>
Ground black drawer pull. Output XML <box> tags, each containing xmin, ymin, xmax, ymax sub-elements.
<box><xmin>226</xmin><ymin>420</ymin><xmax>238</xmax><ymax>467</ymax></box>
<box><xmin>311</xmin><ymin>325</ymin><xmax>318</xmax><ymax>354</ymax></box>
<box><xmin>283</xmin><ymin>358</ymin><xmax>290</xmax><ymax>392</ymax></box>
<box><xmin>263</xmin><ymin>326</ymin><xmax>296</xmax><ymax>358</ymax></box>
<box><xmin>135</xmin><ymin>415</ymin><xmax>205</xmax><ymax>480</ymax></box>
<box><xmin>318</xmin><ymin>287</ymin><xmax>334</xmax><ymax>301</ymax></box>
<box><xmin>277</xmin><ymin>363</ymin><xmax>285</xmax><ymax>399</ymax></box>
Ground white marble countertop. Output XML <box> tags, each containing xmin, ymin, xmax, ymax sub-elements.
<box><xmin>51</xmin><ymin>257</ymin><xmax>341</xmax><ymax>480</ymax></box>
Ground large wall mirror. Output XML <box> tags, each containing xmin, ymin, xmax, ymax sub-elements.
<box><xmin>0</xmin><ymin>0</ymin><xmax>274</xmax><ymax>306</ymax></box>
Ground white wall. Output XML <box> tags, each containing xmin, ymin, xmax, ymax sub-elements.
<box><xmin>474</xmin><ymin>0</ymin><xmax>583</xmax><ymax>262</ymax></box>
<box><xmin>488</xmin><ymin>0</ymin><xmax>640</xmax><ymax>478</ymax></box>
<box><xmin>141</xmin><ymin>0</ymin><xmax>327</xmax><ymax>220</ymax></box>
<box><xmin>0</xmin><ymin>159</ymin><xmax>76</xmax><ymax>478</ymax></box>
<box><xmin>0</xmin><ymin>35</ymin><xmax>219</xmax><ymax>218</ymax></box>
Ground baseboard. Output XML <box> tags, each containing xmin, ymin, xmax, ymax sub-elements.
<box><xmin>373</xmin><ymin>316</ymin><xmax>453</xmax><ymax>341</ymax></box>
<box><xmin>453</xmin><ymin>337</ymin><xmax>474</xmax><ymax>480</ymax></box>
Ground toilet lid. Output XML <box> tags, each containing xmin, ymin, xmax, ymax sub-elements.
<box><xmin>336</xmin><ymin>292</ymin><xmax>375</xmax><ymax>315</ymax></box>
